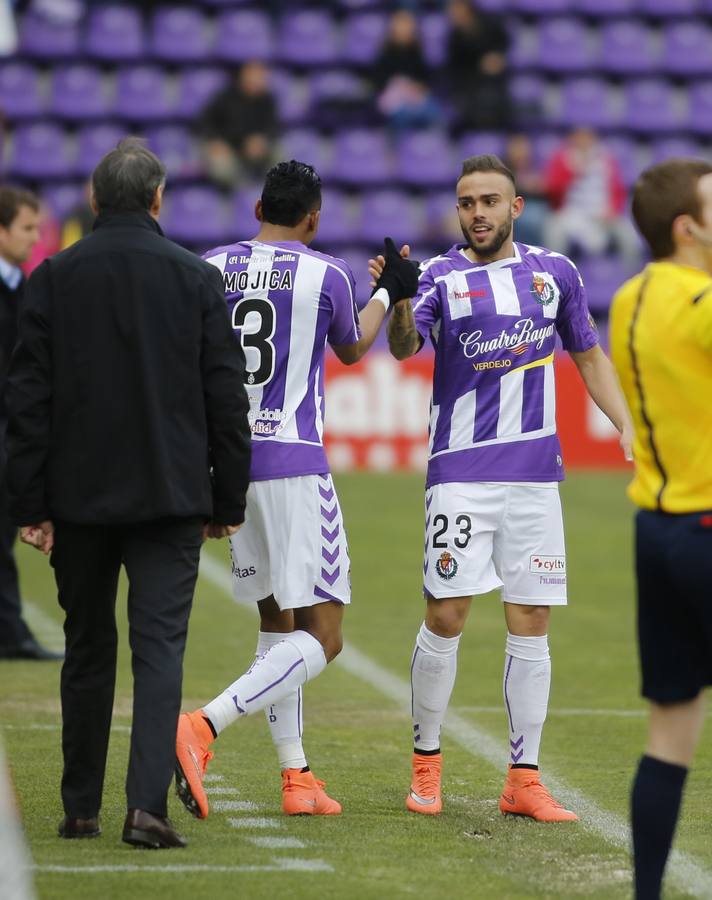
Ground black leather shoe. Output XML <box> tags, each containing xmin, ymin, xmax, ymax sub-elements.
<box><xmin>0</xmin><ymin>638</ymin><xmax>64</xmax><ymax>661</ymax></box>
<box><xmin>58</xmin><ymin>816</ymin><xmax>101</xmax><ymax>839</ymax></box>
<box><xmin>122</xmin><ymin>809</ymin><xmax>187</xmax><ymax>849</ymax></box>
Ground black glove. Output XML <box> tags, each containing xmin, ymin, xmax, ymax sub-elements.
<box><xmin>373</xmin><ymin>237</ymin><xmax>420</xmax><ymax>306</ymax></box>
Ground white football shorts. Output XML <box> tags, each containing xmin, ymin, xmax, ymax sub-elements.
<box><xmin>229</xmin><ymin>473</ymin><xmax>351</xmax><ymax>610</ymax></box>
<box><xmin>423</xmin><ymin>481</ymin><xmax>567</xmax><ymax>605</ymax></box>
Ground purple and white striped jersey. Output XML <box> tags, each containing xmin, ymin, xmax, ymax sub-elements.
<box><xmin>413</xmin><ymin>242</ymin><xmax>598</xmax><ymax>487</ymax></box>
<box><xmin>204</xmin><ymin>240</ymin><xmax>360</xmax><ymax>481</ymax></box>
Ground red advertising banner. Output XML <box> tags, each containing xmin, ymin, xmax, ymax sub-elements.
<box><xmin>323</xmin><ymin>352</ymin><xmax>627</xmax><ymax>471</ymax></box>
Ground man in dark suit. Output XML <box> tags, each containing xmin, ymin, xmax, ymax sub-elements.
<box><xmin>6</xmin><ymin>139</ymin><xmax>252</xmax><ymax>848</ymax></box>
<box><xmin>0</xmin><ymin>185</ymin><xmax>63</xmax><ymax>661</ymax></box>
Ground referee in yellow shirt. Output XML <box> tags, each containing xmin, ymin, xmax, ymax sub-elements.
<box><xmin>610</xmin><ymin>158</ymin><xmax>712</xmax><ymax>900</ymax></box>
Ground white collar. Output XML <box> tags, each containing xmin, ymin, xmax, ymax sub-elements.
<box><xmin>0</xmin><ymin>255</ymin><xmax>22</xmax><ymax>291</ymax></box>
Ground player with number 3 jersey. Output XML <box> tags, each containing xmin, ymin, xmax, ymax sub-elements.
<box><xmin>381</xmin><ymin>154</ymin><xmax>634</xmax><ymax>821</ymax></box>
<box><xmin>175</xmin><ymin>161</ymin><xmax>418</xmax><ymax>819</ymax></box>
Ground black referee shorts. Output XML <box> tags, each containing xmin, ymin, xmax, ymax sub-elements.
<box><xmin>636</xmin><ymin>508</ymin><xmax>712</xmax><ymax>704</ymax></box>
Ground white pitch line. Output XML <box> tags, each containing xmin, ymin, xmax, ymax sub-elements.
<box><xmin>247</xmin><ymin>837</ymin><xmax>307</xmax><ymax>850</ymax></box>
<box><xmin>33</xmin><ymin>859</ymin><xmax>333</xmax><ymax>874</ymax></box>
<box><xmin>22</xmin><ymin>600</ymin><xmax>64</xmax><ymax>651</ymax></box>
<box><xmin>212</xmin><ymin>800</ymin><xmax>258</xmax><ymax>813</ymax></box>
<box><xmin>198</xmin><ymin>552</ymin><xmax>712</xmax><ymax>899</ymax></box>
<box><xmin>205</xmin><ymin>786</ymin><xmax>240</xmax><ymax>796</ymax></box>
<box><xmin>227</xmin><ymin>817</ymin><xmax>282</xmax><ymax>830</ymax></box>
<box><xmin>203</xmin><ymin>774</ymin><xmax>224</xmax><ymax>783</ymax></box>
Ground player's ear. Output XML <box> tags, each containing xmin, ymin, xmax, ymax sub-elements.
<box><xmin>512</xmin><ymin>195</ymin><xmax>525</xmax><ymax>220</ymax></box>
<box><xmin>254</xmin><ymin>199</ymin><xmax>264</xmax><ymax>222</ymax></box>
<box><xmin>307</xmin><ymin>208</ymin><xmax>320</xmax><ymax>234</ymax></box>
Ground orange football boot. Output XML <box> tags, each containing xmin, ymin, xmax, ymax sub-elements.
<box><xmin>281</xmin><ymin>768</ymin><xmax>342</xmax><ymax>816</ymax></box>
<box><xmin>499</xmin><ymin>765</ymin><xmax>578</xmax><ymax>822</ymax></box>
<box><xmin>175</xmin><ymin>710</ymin><xmax>215</xmax><ymax>819</ymax></box>
<box><xmin>406</xmin><ymin>752</ymin><xmax>442</xmax><ymax>815</ymax></box>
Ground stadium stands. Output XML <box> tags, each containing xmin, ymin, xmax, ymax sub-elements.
<box><xmin>3</xmin><ymin>0</ymin><xmax>712</xmax><ymax>314</ymax></box>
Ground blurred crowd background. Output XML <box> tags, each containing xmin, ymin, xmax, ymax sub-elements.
<box><xmin>2</xmin><ymin>0</ymin><xmax>712</xmax><ymax>321</ymax></box>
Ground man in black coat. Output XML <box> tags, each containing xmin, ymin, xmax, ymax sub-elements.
<box><xmin>6</xmin><ymin>139</ymin><xmax>252</xmax><ymax>848</ymax></box>
<box><xmin>0</xmin><ymin>185</ymin><xmax>63</xmax><ymax>661</ymax></box>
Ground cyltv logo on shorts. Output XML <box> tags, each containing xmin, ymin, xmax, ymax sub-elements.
<box><xmin>529</xmin><ymin>555</ymin><xmax>566</xmax><ymax>574</ymax></box>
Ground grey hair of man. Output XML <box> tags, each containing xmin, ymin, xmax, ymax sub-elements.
<box><xmin>91</xmin><ymin>137</ymin><xmax>166</xmax><ymax>214</ymax></box>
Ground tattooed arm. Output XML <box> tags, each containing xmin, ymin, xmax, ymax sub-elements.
<box><xmin>387</xmin><ymin>299</ymin><xmax>422</xmax><ymax>360</ymax></box>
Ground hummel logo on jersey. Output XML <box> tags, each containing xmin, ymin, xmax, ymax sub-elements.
<box><xmin>409</xmin><ymin>790</ymin><xmax>437</xmax><ymax>806</ymax></box>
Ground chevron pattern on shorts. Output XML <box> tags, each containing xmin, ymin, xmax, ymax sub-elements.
<box><xmin>318</xmin><ymin>474</ymin><xmax>340</xmax><ymax>587</ymax></box>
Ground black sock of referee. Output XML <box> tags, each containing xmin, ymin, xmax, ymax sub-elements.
<box><xmin>631</xmin><ymin>754</ymin><xmax>688</xmax><ymax>900</ymax></box>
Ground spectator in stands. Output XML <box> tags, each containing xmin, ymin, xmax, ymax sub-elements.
<box><xmin>371</xmin><ymin>9</ymin><xmax>439</xmax><ymax>132</ymax></box>
<box><xmin>504</xmin><ymin>133</ymin><xmax>548</xmax><ymax>248</ymax></box>
<box><xmin>444</xmin><ymin>0</ymin><xmax>511</xmax><ymax>133</ymax></box>
<box><xmin>21</xmin><ymin>201</ymin><xmax>60</xmax><ymax>276</ymax></box>
<box><xmin>197</xmin><ymin>61</ymin><xmax>277</xmax><ymax>190</ymax></box>
<box><xmin>543</xmin><ymin>127</ymin><xmax>640</xmax><ymax>263</ymax></box>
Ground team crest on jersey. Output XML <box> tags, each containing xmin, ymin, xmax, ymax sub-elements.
<box><xmin>435</xmin><ymin>551</ymin><xmax>458</xmax><ymax>580</ymax></box>
<box><xmin>530</xmin><ymin>272</ymin><xmax>559</xmax><ymax>306</ymax></box>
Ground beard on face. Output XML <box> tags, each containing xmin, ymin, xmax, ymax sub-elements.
<box><xmin>460</xmin><ymin>212</ymin><xmax>513</xmax><ymax>260</ymax></box>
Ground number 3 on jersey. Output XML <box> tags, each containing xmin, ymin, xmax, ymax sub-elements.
<box><xmin>232</xmin><ymin>297</ymin><xmax>277</xmax><ymax>386</ymax></box>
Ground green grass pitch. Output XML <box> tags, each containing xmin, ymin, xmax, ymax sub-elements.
<box><xmin>3</xmin><ymin>471</ymin><xmax>711</xmax><ymax>899</ymax></box>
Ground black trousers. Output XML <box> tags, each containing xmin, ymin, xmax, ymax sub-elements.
<box><xmin>51</xmin><ymin>517</ymin><xmax>203</xmax><ymax>818</ymax></box>
<box><xmin>0</xmin><ymin>467</ymin><xmax>32</xmax><ymax>648</ymax></box>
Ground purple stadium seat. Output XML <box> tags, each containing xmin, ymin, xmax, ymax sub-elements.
<box><xmin>535</xmin><ymin>19</ymin><xmax>594</xmax><ymax>74</ymax></box>
<box><xmin>512</xmin><ymin>0</ymin><xmax>572</xmax><ymax>13</ymax></box>
<box><xmin>315</xmin><ymin>189</ymin><xmax>358</xmax><ymax>246</ymax></box>
<box><xmin>85</xmin><ymin>5</ymin><xmax>144</xmax><ymax>61</ymax></box>
<box><xmin>420</xmin><ymin>13</ymin><xmax>449</xmax><ymax>68</ymax></box>
<box><xmin>662</xmin><ymin>23</ymin><xmax>712</xmax><ymax>77</ymax></box>
<box><xmin>280</xmin><ymin>129</ymin><xmax>331</xmax><ymax>177</ymax></box>
<box><xmin>214</xmin><ymin>10</ymin><xmax>274</xmax><ymax>63</ymax></box>
<box><xmin>115</xmin><ymin>67</ymin><xmax>175</xmax><ymax>123</ymax></box>
<box><xmin>623</xmin><ymin>79</ymin><xmax>685</xmax><ymax>134</ymax></box>
<box><xmin>342</xmin><ymin>13</ymin><xmax>388</xmax><ymax>67</ymax></box>
<box><xmin>458</xmin><ymin>132</ymin><xmax>507</xmax><ymax>160</ymax></box>
<box><xmin>279</xmin><ymin>11</ymin><xmax>340</xmax><ymax>67</ymax></box>
<box><xmin>231</xmin><ymin>189</ymin><xmax>258</xmax><ymax>235</ymax></box>
<box><xmin>509</xmin><ymin>74</ymin><xmax>546</xmax><ymax>123</ymax></box>
<box><xmin>0</xmin><ymin>63</ymin><xmax>44</xmax><ymax>120</ymax></box>
<box><xmin>599</xmin><ymin>21</ymin><xmax>658</xmax><ymax>76</ymax></box>
<box><xmin>475</xmin><ymin>0</ymin><xmax>513</xmax><ymax>10</ymax></box>
<box><xmin>175</xmin><ymin>68</ymin><xmax>228</xmax><ymax>119</ymax></box>
<box><xmin>556</xmin><ymin>78</ymin><xmax>620</xmax><ymax>130</ymax></box>
<box><xmin>43</xmin><ymin>182</ymin><xmax>85</xmax><ymax>221</ymax></box>
<box><xmin>309</xmin><ymin>69</ymin><xmax>370</xmax><ymax>129</ymax></box>
<box><xmin>530</xmin><ymin>132</ymin><xmax>562</xmax><ymax>168</ymax></box>
<box><xmin>639</xmin><ymin>0</ymin><xmax>697</xmax><ymax>14</ymax></box>
<box><xmin>150</xmin><ymin>7</ymin><xmax>212</xmax><ymax>63</ymax></box>
<box><xmin>9</xmin><ymin>123</ymin><xmax>74</xmax><ymax>179</ymax></box>
<box><xmin>270</xmin><ymin>70</ymin><xmax>311</xmax><ymax>129</ymax></box>
<box><xmin>397</xmin><ymin>131</ymin><xmax>454</xmax><ymax>188</ymax></box>
<box><xmin>424</xmin><ymin>191</ymin><xmax>460</xmax><ymax>245</ymax></box>
<box><xmin>162</xmin><ymin>187</ymin><xmax>229</xmax><ymax>247</ymax></box>
<box><xmin>19</xmin><ymin>10</ymin><xmax>79</xmax><ymax>58</ymax></box>
<box><xmin>50</xmin><ymin>66</ymin><xmax>110</xmax><ymax>121</ymax></box>
<box><xmin>689</xmin><ymin>82</ymin><xmax>712</xmax><ymax>135</ymax></box>
<box><xmin>575</xmin><ymin>0</ymin><xmax>636</xmax><ymax>14</ymax></box>
<box><xmin>649</xmin><ymin>137</ymin><xmax>705</xmax><ymax>167</ymax></box>
<box><xmin>604</xmin><ymin>135</ymin><xmax>643</xmax><ymax>187</ymax></box>
<box><xmin>508</xmin><ymin>24</ymin><xmax>541</xmax><ymax>72</ymax></box>
<box><xmin>577</xmin><ymin>256</ymin><xmax>638</xmax><ymax>314</ymax></box>
<box><xmin>75</xmin><ymin>123</ymin><xmax>126</xmax><ymax>177</ymax></box>
<box><xmin>331</xmin><ymin>130</ymin><xmax>393</xmax><ymax>186</ymax></box>
<box><xmin>144</xmin><ymin>126</ymin><xmax>201</xmax><ymax>182</ymax></box>
<box><xmin>357</xmin><ymin>190</ymin><xmax>423</xmax><ymax>247</ymax></box>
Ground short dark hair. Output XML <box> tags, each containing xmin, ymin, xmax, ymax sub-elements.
<box><xmin>459</xmin><ymin>154</ymin><xmax>517</xmax><ymax>191</ymax></box>
<box><xmin>0</xmin><ymin>185</ymin><xmax>39</xmax><ymax>228</ymax></box>
<box><xmin>632</xmin><ymin>158</ymin><xmax>712</xmax><ymax>259</ymax></box>
<box><xmin>260</xmin><ymin>160</ymin><xmax>322</xmax><ymax>227</ymax></box>
<box><xmin>91</xmin><ymin>137</ymin><xmax>166</xmax><ymax>213</ymax></box>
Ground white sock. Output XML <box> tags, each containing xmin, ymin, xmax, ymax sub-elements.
<box><xmin>411</xmin><ymin>622</ymin><xmax>460</xmax><ymax>752</ymax></box>
<box><xmin>256</xmin><ymin>631</ymin><xmax>307</xmax><ymax>771</ymax></box>
<box><xmin>503</xmin><ymin>633</ymin><xmax>551</xmax><ymax>767</ymax></box>
<box><xmin>203</xmin><ymin>630</ymin><xmax>326</xmax><ymax>734</ymax></box>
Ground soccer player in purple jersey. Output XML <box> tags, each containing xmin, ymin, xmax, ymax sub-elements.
<box><xmin>382</xmin><ymin>154</ymin><xmax>634</xmax><ymax>821</ymax></box>
<box><xmin>175</xmin><ymin>161</ymin><xmax>418</xmax><ymax>819</ymax></box>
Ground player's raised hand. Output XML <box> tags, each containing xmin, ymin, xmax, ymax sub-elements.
<box><xmin>368</xmin><ymin>242</ymin><xmax>411</xmax><ymax>288</ymax></box>
<box><xmin>372</xmin><ymin>237</ymin><xmax>420</xmax><ymax>305</ymax></box>
<box><xmin>20</xmin><ymin>520</ymin><xmax>54</xmax><ymax>555</ymax></box>
<box><xmin>203</xmin><ymin>522</ymin><xmax>242</xmax><ymax>541</ymax></box>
